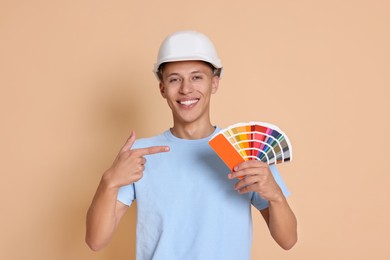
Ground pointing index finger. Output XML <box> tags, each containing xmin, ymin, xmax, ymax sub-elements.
<box><xmin>134</xmin><ymin>146</ymin><xmax>170</xmax><ymax>156</ymax></box>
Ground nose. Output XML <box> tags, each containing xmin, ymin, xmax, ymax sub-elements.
<box><xmin>179</xmin><ymin>79</ymin><xmax>193</xmax><ymax>94</ymax></box>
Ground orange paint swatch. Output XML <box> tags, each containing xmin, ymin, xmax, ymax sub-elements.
<box><xmin>208</xmin><ymin>133</ymin><xmax>245</xmax><ymax>171</ymax></box>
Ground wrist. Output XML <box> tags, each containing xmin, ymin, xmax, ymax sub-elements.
<box><xmin>267</xmin><ymin>191</ymin><xmax>286</xmax><ymax>205</ymax></box>
<box><xmin>101</xmin><ymin>168</ymin><xmax>121</xmax><ymax>191</ymax></box>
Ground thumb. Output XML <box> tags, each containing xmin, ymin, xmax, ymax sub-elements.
<box><xmin>121</xmin><ymin>130</ymin><xmax>136</xmax><ymax>152</ymax></box>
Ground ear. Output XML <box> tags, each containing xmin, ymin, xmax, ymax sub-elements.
<box><xmin>159</xmin><ymin>82</ymin><xmax>167</xmax><ymax>98</ymax></box>
<box><xmin>211</xmin><ymin>76</ymin><xmax>220</xmax><ymax>94</ymax></box>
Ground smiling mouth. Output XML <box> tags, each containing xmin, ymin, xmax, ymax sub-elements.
<box><xmin>178</xmin><ymin>99</ymin><xmax>199</xmax><ymax>106</ymax></box>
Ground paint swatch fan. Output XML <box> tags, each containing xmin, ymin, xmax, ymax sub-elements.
<box><xmin>209</xmin><ymin>122</ymin><xmax>292</xmax><ymax>170</ymax></box>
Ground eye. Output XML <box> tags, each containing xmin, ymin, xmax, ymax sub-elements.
<box><xmin>168</xmin><ymin>77</ymin><xmax>182</xmax><ymax>83</ymax></box>
<box><xmin>192</xmin><ymin>75</ymin><xmax>203</xmax><ymax>80</ymax></box>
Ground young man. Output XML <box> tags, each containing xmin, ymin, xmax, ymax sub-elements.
<box><xmin>86</xmin><ymin>31</ymin><xmax>297</xmax><ymax>259</ymax></box>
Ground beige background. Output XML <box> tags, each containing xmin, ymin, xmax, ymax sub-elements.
<box><xmin>1</xmin><ymin>0</ymin><xmax>389</xmax><ymax>259</ymax></box>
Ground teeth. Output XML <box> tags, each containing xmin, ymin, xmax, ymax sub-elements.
<box><xmin>180</xmin><ymin>99</ymin><xmax>198</xmax><ymax>106</ymax></box>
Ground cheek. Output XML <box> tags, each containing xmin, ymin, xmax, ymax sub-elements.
<box><xmin>161</xmin><ymin>86</ymin><xmax>174</xmax><ymax>99</ymax></box>
<box><xmin>163</xmin><ymin>91</ymin><xmax>177</xmax><ymax>107</ymax></box>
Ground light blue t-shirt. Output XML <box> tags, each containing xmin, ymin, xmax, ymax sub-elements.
<box><xmin>117</xmin><ymin>128</ymin><xmax>290</xmax><ymax>260</ymax></box>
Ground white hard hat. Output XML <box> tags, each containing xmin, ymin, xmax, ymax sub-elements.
<box><xmin>153</xmin><ymin>30</ymin><xmax>223</xmax><ymax>80</ymax></box>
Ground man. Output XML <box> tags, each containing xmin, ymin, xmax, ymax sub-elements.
<box><xmin>86</xmin><ymin>30</ymin><xmax>297</xmax><ymax>259</ymax></box>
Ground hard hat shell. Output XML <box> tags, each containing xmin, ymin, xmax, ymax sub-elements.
<box><xmin>153</xmin><ymin>30</ymin><xmax>223</xmax><ymax>80</ymax></box>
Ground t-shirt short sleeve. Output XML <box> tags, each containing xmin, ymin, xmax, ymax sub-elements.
<box><xmin>117</xmin><ymin>183</ymin><xmax>136</xmax><ymax>206</ymax></box>
<box><xmin>251</xmin><ymin>165</ymin><xmax>291</xmax><ymax>210</ymax></box>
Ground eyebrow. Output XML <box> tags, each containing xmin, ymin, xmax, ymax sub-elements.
<box><xmin>190</xmin><ymin>70</ymin><xmax>204</xmax><ymax>74</ymax></box>
<box><xmin>166</xmin><ymin>72</ymin><xmax>180</xmax><ymax>78</ymax></box>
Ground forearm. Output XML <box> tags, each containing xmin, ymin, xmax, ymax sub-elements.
<box><xmin>85</xmin><ymin>173</ymin><xmax>122</xmax><ymax>251</ymax></box>
<box><xmin>266</xmin><ymin>196</ymin><xmax>297</xmax><ymax>250</ymax></box>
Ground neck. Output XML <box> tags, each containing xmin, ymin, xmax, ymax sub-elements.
<box><xmin>170</xmin><ymin>122</ymin><xmax>215</xmax><ymax>140</ymax></box>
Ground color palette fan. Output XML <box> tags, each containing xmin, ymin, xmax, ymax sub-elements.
<box><xmin>209</xmin><ymin>122</ymin><xmax>292</xmax><ymax>170</ymax></box>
